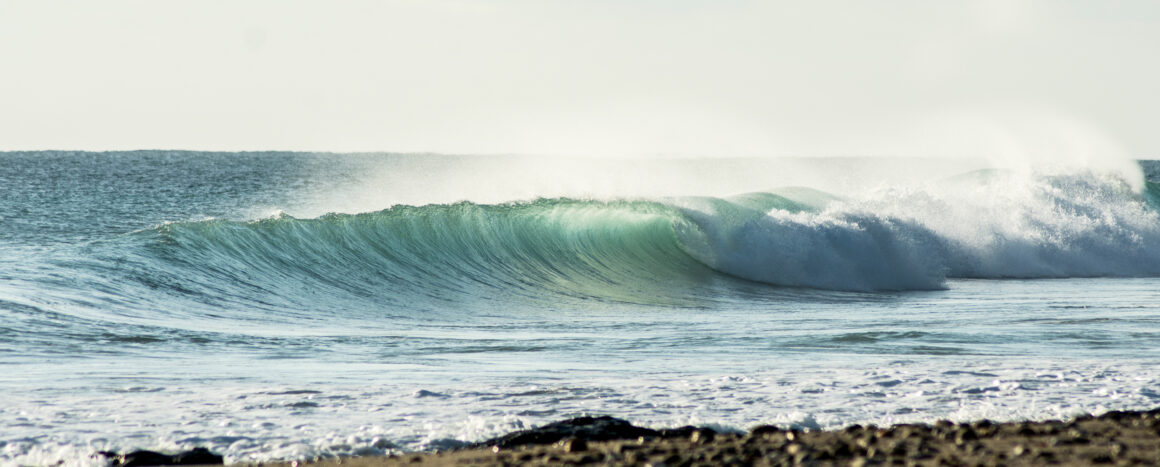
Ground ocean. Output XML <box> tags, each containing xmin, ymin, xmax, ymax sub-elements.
<box><xmin>3</xmin><ymin>151</ymin><xmax>1159</xmax><ymax>465</ymax></box>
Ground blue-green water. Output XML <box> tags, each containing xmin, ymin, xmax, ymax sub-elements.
<box><xmin>3</xmin><ymin>152</ymin><xmax>1160</xmax><ymax>464</ymax></box>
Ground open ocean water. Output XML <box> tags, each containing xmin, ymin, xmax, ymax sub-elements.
<box><xmin>3</xmin><ymin>151</ymin><xmax>1160</xmax><ymax>465</ymax></box>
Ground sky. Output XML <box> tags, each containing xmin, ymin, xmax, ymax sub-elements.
<box><xmin>1</xmin><ymin>0</ymin><xmax>1158</xmax><ymax>159</ymax></box>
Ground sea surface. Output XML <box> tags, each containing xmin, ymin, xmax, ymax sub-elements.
<box><xmin>3</xmin><ymin>151</ymin><xmax>1160</xmax><ymax>465</ymax></box>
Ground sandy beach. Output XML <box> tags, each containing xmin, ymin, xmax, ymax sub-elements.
<box><xmin>197</xmin><ymin>409</ymin><xmax>1160</xmax><ymax>466</ymax></box>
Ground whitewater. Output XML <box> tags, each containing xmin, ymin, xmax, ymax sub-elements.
<box><xmin>2</xmin><ymin>151</ymin><xmax>1160</xmax><ymax>465</ymax></box>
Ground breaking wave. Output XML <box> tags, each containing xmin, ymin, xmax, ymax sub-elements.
<box><xmin>77</xmin><ymin>170</ymin><xmax>1160</xmax><ymax>316</ymax></box>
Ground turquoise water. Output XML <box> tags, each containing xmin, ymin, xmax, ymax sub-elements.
<box><xmin>3</xmin><ymin>152</ymin><xmax>1159</xmax><ymax>464</ymax></box>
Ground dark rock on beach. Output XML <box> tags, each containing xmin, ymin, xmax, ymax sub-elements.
<box><xmin>99</xmin><ymin>447</ymin><xmax>223</xmax><ymax>466</ymax></box>
<box><xmin>474</xmin><ymin>416</ymin><xmax>666</xmax><ymax>448</ymax></box>
<box><xmin>473</xmin><ymin>416</ymin><xmax>718</xmax><ymax>450</ymax></box>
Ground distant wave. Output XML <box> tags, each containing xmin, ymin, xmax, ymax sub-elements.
<box><xmin>74</xmin><ymin>170</ymin><xmax>1158</xmax><ymax>315</ymax></box>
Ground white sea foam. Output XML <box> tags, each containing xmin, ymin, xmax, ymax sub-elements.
<box><xmin>5</xmin><ymin>358</ymin><xmax>1158</xmax><ymax>466</ymax></box>
<box><xmin>676</xmin><ymin>169</ymin><xmax>1160</xmax><ymax>291</ymax></box>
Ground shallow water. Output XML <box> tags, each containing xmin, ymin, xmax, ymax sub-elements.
<box><xmin>2</xmin><ymin>152</ymin><xmax>1159</xmax><ymax>465</ymax></box>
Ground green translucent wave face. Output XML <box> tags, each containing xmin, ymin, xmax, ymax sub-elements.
<box><xmin>137</xmin><ymin>198</ymin><xmax>730</xmax><ymax>314</ymax></box>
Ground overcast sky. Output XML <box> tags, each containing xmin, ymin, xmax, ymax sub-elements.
<box><xmin>1</xmin><ymin>1</ymin><xmax>1157</xmax><ymax>158</ymax></box>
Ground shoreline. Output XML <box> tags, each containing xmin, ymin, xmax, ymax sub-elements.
<box><xmin>186</xmin><ymin>409</ymin><xmax>1160</xmax><ymax>466</ymax></box>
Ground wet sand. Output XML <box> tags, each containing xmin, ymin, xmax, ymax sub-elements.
<box><xmin>233</xmin><ymin>409</ymin><xmax>1160</xmax><ymax>466</ymax></box>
